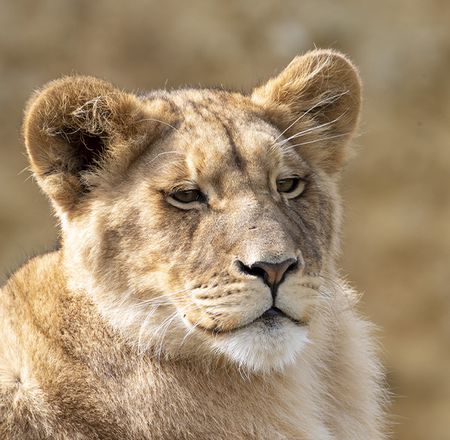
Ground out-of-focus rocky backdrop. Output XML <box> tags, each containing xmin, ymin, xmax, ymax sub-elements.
<box><xmin>1</xmin><ymin>1</ymin><xmax>449</xmax><ymax>438</ymax></box>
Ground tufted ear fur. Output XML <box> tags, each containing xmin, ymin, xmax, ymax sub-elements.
<box><xmin>23</xmin><ymin>76</ymin><xmax>172</xmax><ymax>214</ymax></box>
<box><xmin>252</xmin><ymin>49</ymin><xmax>362</xmax><ymax>173</ymax></box>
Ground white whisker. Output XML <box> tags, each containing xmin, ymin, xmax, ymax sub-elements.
<box><xmin>270</xmin><ymin>90</ymin><xmax>349</xmax><ymax>146</ymax></box>
<box><xmin>137</xmin><ymin>304</ymin><xmax>161</xmax><ymax>354</ymax></box>
<box><xmin>179</xmin><ymin>320</ymin><xmax>200</xmax><ymax>348</ymax></box>
<box><xmin>282</xmin><ymin>132</ymin><xmax>351</xmax><ymax>150</ymax></box>
<box><xmin>135</xmin><ymin>117</ymin><xmax>181</xmax><ymax>134</ymax></box>
<box><xmin>145</xmin><ymin>150</ymin><xmax>185</xmax><ymax>167</ymax></box>
<box><xmin>132</xmin><ymin>287</ymin><xmax>192</xmax><ymax>309</ymax></box>
<box><xmin>154</xmin><ymin>311</ymin><xmax>181</xmax><ymax>360</ymax></box>
<box><xmin>275</xmin><ymin>112</ymin><xmax>348</xmax><ymax>148</ymax></box>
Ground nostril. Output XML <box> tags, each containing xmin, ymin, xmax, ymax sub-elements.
<box><xmin>286</xmin><ymin>259</ymin><xmax>299</xmax><ymax>274</ymax></box>
<box><xmin>235</xmin><ymin>260</ymin><xmax>266</xmax><ymax>279</ymax></box>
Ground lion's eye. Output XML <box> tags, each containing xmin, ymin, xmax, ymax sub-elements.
<box><xmin>171</xmin><ymin>189</ymin><xmax>203</xmax><ymax>203</ymax></box>
<box><xmin>276</xmin><ymin>177</ymin><xmax>305</xmax><ymax>198</ymax></box>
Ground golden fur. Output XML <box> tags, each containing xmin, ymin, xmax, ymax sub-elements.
<box><xmin>0</xmin><ymin>49</ymin><xmax>386</xmax><ymax>439</ymax></box>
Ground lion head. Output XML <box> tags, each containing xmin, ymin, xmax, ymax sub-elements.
<box><xmin>23</xmin><ymin>50</ymin><xmax>361</xmax><ymax>373</ymax></box>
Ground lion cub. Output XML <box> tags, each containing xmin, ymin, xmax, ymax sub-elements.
<box><xmin>0</xmin><ymin>50</ymin><xmax>385</xmax><ymax>439</ymax></box>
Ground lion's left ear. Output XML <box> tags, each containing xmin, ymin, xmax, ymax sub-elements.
<box><xmin>252</xmin><ymin>49</ymin><xmax>362</xmax><ymax>174</ymax></box>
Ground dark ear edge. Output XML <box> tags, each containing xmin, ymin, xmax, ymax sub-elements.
<box><xmin>252</xmin><ymin>49</ymin><xmax>362</xmax><ymax>174</ymax></box>
<box><xmin>23</xmin><ymin>76</ymin><xmax>164</xmax><ymax>212</ymax></box>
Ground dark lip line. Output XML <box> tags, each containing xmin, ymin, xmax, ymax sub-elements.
<box><xmin>196</xmin><ymin>307</ymin><xmax>307</xmax><ymax>336</ymax></box>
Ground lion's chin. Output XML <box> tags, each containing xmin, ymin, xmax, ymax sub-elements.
<box><xmin>211</xmin><ymin>318</ymin><xmax>309</xmax><ymax>374</ymax></box>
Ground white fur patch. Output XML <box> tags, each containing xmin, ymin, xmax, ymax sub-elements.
<box><xmin>212</xmin><ymin>319</ymin><xmax>309</xmax><ymax>373</ymax></box>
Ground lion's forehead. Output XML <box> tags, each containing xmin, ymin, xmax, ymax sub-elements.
<box><xmin>170</xmin><ymin>89</ymin><xmax>278</xmax><ymax>151</ymax></box>
<box><xmin>143</xmin><ymin>91</ymin><xmax>290</xmax><ymax>193</ymax></box>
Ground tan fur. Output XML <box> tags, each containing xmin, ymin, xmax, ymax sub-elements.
<box><xmin>1</xmin><ymin>49</ymin><xmax>386</xmax><ymax>439</ymax></box>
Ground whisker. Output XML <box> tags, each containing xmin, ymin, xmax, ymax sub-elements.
<box><xmin>24</xmin><ymin>173</ymin><xmax>35</xmax><ymax>182</ymax></box>
<box><xmin>145</xmin><ymin>150</ymin><xmax>186</xmax><ymax>167</ymax></box>
<box><xmin>275</xmin><ymin>112</ymin><xmax>348</xmax><ymax>148</ymax></box>
<box><xmin>179</xmin><ymin>320</ymin><xmax>200</xmax><ymax>348</ymax></box>
<box><xmin>269</xmin><ymin>90</ymin><xmax>349</xmax><ymax>146</ymax></box>
<box><xmin>154</xmin><ymin>311</ymin><xmax>181</xmax><ymax>361</ymax></box>
<box><xmin>133</xmin><ymin>298</ymin><xmax>173</xmax><ymax>309</ymax></box>
<box><xmin>137</xmin><ymin>304</ymin><xmax>161</xmax><ymax>354</ymax></box>
<box><xmin>139</xmin><ymin>310</ymin><xmax>177</xmax><ymax>356</ymax></box>
<box><xmin>17</xmin><ymin>165</ymin><xmax>31</xmax><ymax>176</ymax></box>
<box><xmin>135</xmin><ymin>117</ymin><xmax>181</xmax><ymax>134</ymax></box>
<box><xmin>315</xmin><ymin>274</ymin><xmax>359</xmax><ymax>318</ymax></box>
<box><xmin>135</xmin><ymin>117</ymin><xmax>192</xmax><ymax>147</ymax></box>
<box><xmin>282</xmin><ymin>132</ymin><xmax>351</xmax><ymax>150</ymax></box>
<box><xmin>132</xmin><ymin>287</ymin><xmax>192</xmax><ymax>309</ymax></box>
<box><xmin>137</xmin><ymin>302</ymin><xmax>204</xmax><ymax>357</ymax></box>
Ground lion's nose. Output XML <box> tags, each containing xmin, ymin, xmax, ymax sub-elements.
<box><xmin>236</xmin><ymin>258</ymin><xmax>298</xmax><ymax>294</ymax></box>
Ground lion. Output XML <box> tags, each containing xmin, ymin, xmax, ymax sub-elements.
<box><xmin>0</xmin><ymin>49</ymin><xmax>386</xmax><ymax>439</ymax></box>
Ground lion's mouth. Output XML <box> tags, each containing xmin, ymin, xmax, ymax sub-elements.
<box><xmin>197</xmin><ymin>306</ymin><xmax>307</xmax><ymax>335</ymax></box>
<box><xmin>258</xmin><ymin>306</ymin><xmax>287</xmax><ymax>320</ymax></box>
<box><xmin>256</xmin><ymin>306</ymin><xmax>305</xmax><ymax>326</ymax></box>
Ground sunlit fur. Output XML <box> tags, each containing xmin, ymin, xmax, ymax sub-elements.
<box><xmin>0</xmin><ymin>50</ymin><xmax>386</xmax><ymax>439</ymax></box>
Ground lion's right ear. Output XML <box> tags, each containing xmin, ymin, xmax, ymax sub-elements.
<box><xmin>23</xmin><ymin>76</ymin><xmax>169</xmax><ymax>214</ymax></box>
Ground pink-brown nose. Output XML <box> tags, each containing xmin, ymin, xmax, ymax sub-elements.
<box><xmin>237</xmin><ymin>258</ymin><xmax>298</xmax><ymax>295</ymax></box>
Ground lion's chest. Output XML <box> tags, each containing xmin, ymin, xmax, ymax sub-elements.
<box><xmin>59</xmin><ymin>360</ymin><xmax>308</xmax><ymax>440</ymax></box>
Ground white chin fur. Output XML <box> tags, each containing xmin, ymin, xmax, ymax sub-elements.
<box><xmin>212</xmin><ymin>319</ymin><xmax>309</xmax><ymax>374</ymax></box>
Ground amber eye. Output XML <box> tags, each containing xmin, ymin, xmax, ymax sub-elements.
<box><xmin>276</xmin><ymin>178</ymin><xmax>298</xmax><ymax>193</ymax></box>
<box><xmin>276</xmin><ymin>177</ymin><xmax>305</xmax><ymax>198</ymax></box>
<box><xmin>169</xmin><ymin>189</ymin><xmax>205</xmax><ymax>204</ymax></box>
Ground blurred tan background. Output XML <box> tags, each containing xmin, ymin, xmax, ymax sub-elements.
<box><xmin>1</xmin><ymin>1</ymin><xmax>449</xmax><ymax>438</ymax></box>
